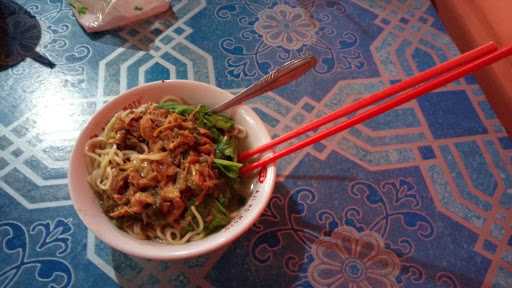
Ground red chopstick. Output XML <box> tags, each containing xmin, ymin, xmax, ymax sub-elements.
<box><xmin>240</xmin><ymin>43</ymin><xmax>512</xmax><ymax>175</ymax></box>
<box><xmin>238</xmin><ymin>42</ymin><xmax>498</xmax><ymax>162</ymax></box>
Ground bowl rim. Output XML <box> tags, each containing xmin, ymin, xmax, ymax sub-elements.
<box><xmin>68</xmin><ymin>80</ymin><xmax>276</xmax><ymax>260</ymax></box>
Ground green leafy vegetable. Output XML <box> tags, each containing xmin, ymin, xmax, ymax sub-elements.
<box><xmin>218</xmin><ymin>194</ymin><xmax>226</xmax><ymax>206</ymax></box>
<box><xmin>156</xmin><ymin>102</ymin><xmax>195</xmax><ymax>116</ymax></box>
<box><xmin>158</xmin><ymin>102</ymin><xmax>241</xmax><ymax>178</ymax></box>
<box><xmin>205</xmin><ymin>200</ymin><xmax>231</xmax><ymax>234</ymax></box>
<box><xmin>194</xmin><ymin>105</ymin><xmax>213</xmax><ymax>128</ymax></box>
<box><xmin>192</xmin><ymin>105</ymin><xmax>234</xmax><ymax>143</ymax></box>
<box><xmin>157</xmin><ymin>103</ymin><xmax>234</xmax><ymax>138</ymax></box>
<box><xmin>195</xmin><ymin>197</ymin><xmax>231</xmax><ymax>235</ymax></box>
<box><xmin>78</xmin><ymin>5</ymin><xmax>87</xmax><ymax>15</ymax></box>
<box><xmin>68</xmin><ymin>0</ymin><xmax>88</xmax><ymax>16</ymax></box>
<box><xmin>134</xmin><ymin>5</ymin><xmax>144</xmax><ymax>11</ymax></box>
<box><xmin>215</xmin><ymin>136</ymin><xmax>236</xmax><ymax>161</ymax></box>
<box><xmin>194</xmin><ymin>105</ymin><xmax>234</xmax><ymax>130</ymax></box>
<box><xmin>214</xmin><ymin>159</ymin><xmax>242</xmax><ymax>178</ymax></box>
<box><xmin>207</xmin><ymin>114</ymin><xmax>234</xmax><ymax>130</ymax></box>
<box><xmin>209</xmin><ymin>127</ymin><xmax>223</xmax><ymax>142</ymax></box>
<box><xmin>215</xmin><ymin>199</ymin><xmax>228</xmax><ymax>214</ymax></box>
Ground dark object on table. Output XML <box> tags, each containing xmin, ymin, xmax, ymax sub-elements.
<box><xmin>0</xmin><ymin>0</ymin><xmax>55</xmax><ymax>71</ymax></box>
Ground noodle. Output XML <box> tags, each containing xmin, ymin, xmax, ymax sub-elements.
<box><xmin>160</xmin><ymin>96</ymin><xmax>184</xmax><ymax>104</ymax></box>
<box><xmin>136</xmin><ymin>152</ymin><xmax>168</xmax><ymax>161</ymax></box>
<box><xmin>86</xmin><ymin>100</ymin><xmax>247</xmax><ymax>244</ymax></box>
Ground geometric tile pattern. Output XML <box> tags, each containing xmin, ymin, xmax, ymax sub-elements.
<box><xmin>1</xmin><ymin>0</ymin><xmax>511</xmax><ymax>287</ymax></box>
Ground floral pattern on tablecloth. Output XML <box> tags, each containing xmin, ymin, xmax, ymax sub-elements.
<box><xmin>308</xmin><ymin>226</ymin><xmax>401</xmax><ymax>288</ymax></box>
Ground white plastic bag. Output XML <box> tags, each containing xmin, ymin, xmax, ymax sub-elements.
<box><xmin>68</xmin><ymin>0</ymin><xmax>171</xmax><ymax>32</ymax></box>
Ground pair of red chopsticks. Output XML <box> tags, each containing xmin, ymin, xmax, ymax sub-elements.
<box><xmin>239</xmin><ymin>42</ymin><xmax>512</xmax><ymax>175</ymax></box>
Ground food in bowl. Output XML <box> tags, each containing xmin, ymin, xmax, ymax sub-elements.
<box><xmin>69</xmin><ymin>80</ymin><xmax>276</xmax><ymax>260</ymax></box>
<box><xmin>85</xmin><ymin>97</ymin><xmax>248</xmax><ymax>244</ymax></box>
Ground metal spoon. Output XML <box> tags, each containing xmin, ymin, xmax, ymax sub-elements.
<box><xmin>211</xmin><ymin>55</ymin><xmax>317</xmax><ymax>112</ymax></box>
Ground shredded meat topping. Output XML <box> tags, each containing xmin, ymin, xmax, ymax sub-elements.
<box><xmin>103</xmin><ymin>105</ymin><xmax>230</xmax><ymax>228</ymax></box>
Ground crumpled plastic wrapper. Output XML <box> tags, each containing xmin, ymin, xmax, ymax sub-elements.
<box><xmin>68</xmin><ymin>0</ymin><xmax>171</xmax><ymax>32</ymax></box>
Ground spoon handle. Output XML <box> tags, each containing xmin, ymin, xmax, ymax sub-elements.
<box><xmin>211</xmin><ymin>55</ymin><xmax>317</xmax><ymax>112</ymax></box>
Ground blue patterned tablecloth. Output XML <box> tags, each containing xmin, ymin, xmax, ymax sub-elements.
<box><xmin>1</xmin><ymin>0</ymin><xmax>512</xmax><ymax>287</ymax></box>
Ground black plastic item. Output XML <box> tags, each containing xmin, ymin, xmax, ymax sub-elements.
<box><xmin>0</xmin><ymin>0</ymin><xmax>54</xmax><ymax>71</ymax></box>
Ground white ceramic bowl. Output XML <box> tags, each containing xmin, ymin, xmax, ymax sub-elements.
<box><xmin>68</xmin><ymin>80</ymin><xmax>276</xmax><ymax>260</ymax></box>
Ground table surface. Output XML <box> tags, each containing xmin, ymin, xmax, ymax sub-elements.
<box><xmin>1</xmin><ymin>0</ymin><xmax>512</xmax><ymax>287</ymax></box>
